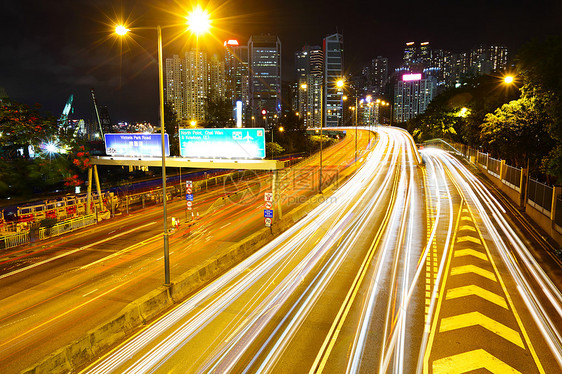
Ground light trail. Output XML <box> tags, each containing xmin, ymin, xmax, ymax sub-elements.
<box><xmin>84</xmin><ymin>128</ymin><xmax>418</xmax><ymax>373</ymax></box>
<box><xmin>423</xmin><ymin>148</ymin><xmax>562</xmax><ymax>370</ymax></box>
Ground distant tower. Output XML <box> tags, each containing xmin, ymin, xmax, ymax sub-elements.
<box><xmin>394</xmin><ymin>73</ymin><xmax>435</xmax><ymax>123</ymax></box>
<box><xmin>323</xmin><ymin>33</ymin><xmax>344</xmax><ymax>127</ymax></box>
<box><xmin>404</xmin><ymin>42</ymin><xmax>416</xmax><ymax>65</ymax></box>
<box><xmin>224</xmin><ymin>39</ymin><xmax>250</xmax><ymax>124</ymax></box>
<box><xmin>248</xmin><ymin>34</ymin><xmax>282</xmax><ymax>129</ymax></box>
<box><xmin>184</xmin><ymin>50</ymin><xmax>208</xmax><ymax>123</ymax></box>
<box><xmin>165</xmin><ymin>54</ymin><xmax>185</xmax><ymax>120</ymax></box>
<box><xmin>295</xmin><ymin>45</ymin><xmax>323</xmax><ymax>127</ymax></box>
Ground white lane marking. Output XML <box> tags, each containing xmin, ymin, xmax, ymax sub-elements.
<box><xmin>83</xmin><ymin>288</ymin><xmax>99</xmax><ymax>297</ymax></box>
<box><xmin>0</xmin><ymin>222</ymin><xmax>157</xmax><ymax>280</ymax></box>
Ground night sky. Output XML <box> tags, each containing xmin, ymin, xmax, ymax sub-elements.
<box><xmin>1</xmin><ymin>0</ymin><xmax>560</xmax><ymax>123</ymax></box>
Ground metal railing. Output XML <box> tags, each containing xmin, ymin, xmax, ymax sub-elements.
<box><xmin>477</xmin><ymin>151</ymin><xmax>488</xmax><ymax>168</ymax></box>
<box><xmin>556</xmin><ymin>194</ymin><xmax>562</xmax><ymax>228</ymax></box>
<box><xmin>0</xmin><ymin>231</ymin><xmax>30</xmax><ymax>250</ymax></box>
<box><xmin>503</xmin><ymin>164</ymin><xmax>522</xmax><ymax>192</ymax></box>
<box><xmin>527</xmin><ymin>178</ymin><xmax>553</xmax><ymax>215</ymax></box>
<box><xmin>38</xmin><ymin>214</ymin><xmax>97</xmax><ymax>240</ymax></box>
<box><xmin>487</xmin><ymin>157</ymin><xmax>501</xmax><ymax>177</ymax></box>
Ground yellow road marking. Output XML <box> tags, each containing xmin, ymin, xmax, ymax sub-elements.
<box><xmin>446</xmin><ymin>284</ymin><xmax>508</xmax><ymax>309</ymax></box>
<box><xmin>433</xmin><ymin>349</ymin><xmax>522</xmax><ymax>374</ymax></box>
<box><xmin>454</xmin><ymin>248</ymin><xmax>488</xmax><ymax>261</ymax></box>
<box><xmin>423</xmin><ymin>198</ymin><xmax>464</xmax><ymax>371</ymax></box>
<box><xmin>440</xmin><ymin>311</ymin><xmax>524</xmax><ymax>348</ymax></box>
<box><xmin>459</xmin><ymin>225</ymin><xmax>477</xmax><ymax>232</ymax></box>
<box><xmin>450</xmin><ymin>264</ymin><xmax>496</xmax><ymax>281</ymax></box>
<box><xmin>456</xmin><ymin>235</ymin><xmax>481</xmax><ymax>245</ymax></box>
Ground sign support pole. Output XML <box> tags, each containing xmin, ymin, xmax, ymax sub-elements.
<box><xmin>272</xmin><ymin>170</ymin><xmax>283</xmax><ymax>220</ymax></box>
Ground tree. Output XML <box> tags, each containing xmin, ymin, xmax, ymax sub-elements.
<box><xmin>516</xmin><ymin>34</ymin><xmax>562</xmax><ymax>180</ymax></box>
<box><xmin>266</xmin><ymin>142</ymin><xmax>285</xmax><ymax>157</ymax></box>
<box><xmin>0</xmin><ymin>99</ymin><xmax>80</xmax><ymax>197</ymax></box>
<box><xmin>480</xmin><ymin>97</ymin><xmax>553</xmax><ymax>168</ymax></box>
<box><xmin>0</xmin><ymin>100</ymin><xmax>58</xmax><ymax>159</ymax></box>
<box><xmin>164</xmin><ymin>101</ymin><xmax>180</xmax><ymax>156</ymax></box>
<box><xmin>203</xmin><ymin>95</ymin><xmax>233</xmax><ymax>128</ymax></box>
<box><xmin>278</xmin><ymin>111</ymin><xmax>307</xmax><ymax>153</ymax></box>
<box><xmin>406</xmin><ymin>74</ymin><xmax>518</xmax><ymax>145</ymax></box>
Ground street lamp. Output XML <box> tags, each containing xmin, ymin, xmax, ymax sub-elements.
<box><xmin>504</xmin><ymin>75</ymin><xmax>515</xmax><ymax>85</ymax></box>
<box><xmin>113</xmin><ymin>7</ymin><xmax>212</xmax><ymax>286</ymax></box>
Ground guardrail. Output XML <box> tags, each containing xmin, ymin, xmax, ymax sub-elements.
<box><xmin>38</xmin><ymin>214</ymin><xmax>97</xmax><ymax>241</ymax></box>
<box><xmin>424</xmin><ymin>138</ymin><xmax>562</xmax><ymax>246</ymax></box>
<box><xmin>0</xmin><ymin>231</ymin><xmax>30</xmax><ymax>250</ymax></box>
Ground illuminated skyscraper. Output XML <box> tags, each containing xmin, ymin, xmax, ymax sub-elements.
<box><xmin>248</xmin><ymin>34</ymin><xmax>282</xmax><ymax>129</ymax></box>
<box><xmin>184</xmin><ymin>50</ymin><xmax>208</xmax><ymax>123</ymax></box>
<box><xmin>323</xmin><ymin>33</ymin><xmax>344</xmax><ymax>127</ymax></box>
<box><xmin>394</xmin><ymin>73</ymin><xmax>435</xmax><ymax>123</ymax></box>
<box><xmin>224</xmin><ymin>39</ymin><xmax>249</xmax><ymax>120</ymax></box>
<box><xmin>165</xmin><ymin>54</ymin><xmax>185</xmax><ymax>120</ymax></box>
<box><xmin>295</xmin><ymin>45</ymin><xmax>323</xmax><ymax>127</ymax></box>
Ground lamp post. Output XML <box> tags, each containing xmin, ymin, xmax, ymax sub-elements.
<box><xmin>114</xmin><ymin>6</ymin><xmax>211</xmax><ymax>286</ymax></box>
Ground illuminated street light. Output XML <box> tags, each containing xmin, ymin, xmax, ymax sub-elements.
<box><xmin>115</xmin><ymin>24</ymin><xmax>130</xmax><ymax>36</ymax></box>
<box><xmin>190</xmin><ymin>120</ymin><xmax>197</xmax><ymax>127</ymax></box>
<box><xmin>504</xmin><ymin>75</ymin><xmax>514</xmax><ymax>84</ymax></box>
<box><xmin>187</xmin><ymin>6</ymin><xmax>211</xmax><ymax>36</ymax></box>
<box><xmin>336</xmin><ymin>79</ymin><xmax>344</xmax><ymax>88</ymax></box>
<box><xmin>113</xmin><ymin>8</ymin><xmax>213</xmax><ymax>286</ymax></box>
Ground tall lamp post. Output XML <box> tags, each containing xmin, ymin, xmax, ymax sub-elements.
<box><xmin>114</xmin><ymin>6</ymin><xmax>211</xmax><ymax>286</ymax></box>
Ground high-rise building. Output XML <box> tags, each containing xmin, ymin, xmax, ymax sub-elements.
<box><xmin>165</xmin><ymin>54</ymin><xmax>185</xmax><ymax>120</ymax></box>
<box><xmin>362</xmin><ymin>56</ymin><xmax>389</xmax><ymax>96</ymax></box>
<box><xmin>469</xmin><ymin>45</ymin><xmax>508</xmax><ymax>75</ymax></box>
<box><xmin>295</xmin><ymin>45</ymin><xmax>323</xmax><ymax>127</ymax></box>
<box><xmin>208</xmin><ymin>54</ymin><xmax>226</xmax><ymax>100</ymax></box>
<box><xmin>323</xmin><ymin>33</ymin><xmax>344</xmax><ymax>127</ymax></box>
<box><xmin>165</xmin><ymin>49</ymin><xmax>230</xmax><ymax>125</ymax></box>
<box><xmin>224</xmin><ymin>39</ymin><xmax>250</xmax><ymax>123</ymax></box>
<box><xmin>404</xmin><ymin>42</ymin><xmax>416</xmax><ymax>65</ymax></box>
<box><xmin>248</xmin><ymin>34</ymin><xmax>282</xmax><ymax>129</ymax></box>
<box><xmin>184</xmin><ymin>50</ymin><xmax>208</xmax><ymax>123</ymax></box>
<box><xmin>393</xmin><ymin>73</ymin><xmax>435</xmax><ymax>123</ymax></box>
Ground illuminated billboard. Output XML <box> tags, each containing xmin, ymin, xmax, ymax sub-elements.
<box><xmin>403</xmin><ymin>73</ymin><xmax>422</xmax><ymax>81</ymax></box>
<box><xmin>104</xmin><ymin>133</ymin><xmax>169</xmax><ymax>157</ymax></box>
<box><xmin>179</xmin><ymin>128</ymin><xmax>266</xmax><ymax>159</ymax></box>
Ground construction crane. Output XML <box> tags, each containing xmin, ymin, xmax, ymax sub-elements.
<box><xmin>91</xmin><ymin>88</ymin><xmax>104</xmax><ymax>138</ymax></box>
<box><xmin>59</xmin><ymin>94</ymin><xmax>74</xmax><ymax>125</ymax></box>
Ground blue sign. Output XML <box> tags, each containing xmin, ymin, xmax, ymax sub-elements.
<box><xmin>105</xmin><ymin>133</ymin><xmax>170</xmax><ymax>157</ymax></box>
<box><xmin>264</xmin><ymin>209</ymin><xmax>273</xmax><ymax>218</ymax></box>
<box><xmin>179</xmin><ymin>128</ymin><xmax>266</xmax><ymax>159</ymax></box>
<box><xmin>185</xmin><ymin>194</ymin><xmax>194</xmax><ymax>201</ymax></box>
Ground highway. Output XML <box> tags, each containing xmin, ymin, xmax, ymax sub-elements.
<box><xmin>0</xmin><ymin>129</ymin><xmax>369</xmax><ymax>373</ymax></box>
<box><xmin>1</xmin><ymin>127</ymin><xmax>561</xmax><ymax>373</ymax></box>
<box><xmin>82</xmin><ymin>128</ymin><xmax>561</xmax><ymax>373</ymax></box>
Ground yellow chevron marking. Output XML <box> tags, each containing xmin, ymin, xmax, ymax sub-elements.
<box><xmin>456</xmin><ymin>235</ymin><xmax>481</xmax><ymax>245</ymax></box>
<box><xmin>454</xmin><ymin>248</ymin><xmax>488</xmax><ymax>261</ymax></box>
<box><xmin>440</xmin><ymin>311</ymin><xmax>524</xmax><ymax>348</ymax></box>
<box><xmin>451</xmin><ymin>264</ymin><xmax>496</xmax><ymax>281</ymax></box>
<box><xmin>446</xmin><ymin>285</ymin><xmax>508</xmax><ymax>309</ymax></box>
<box><xmin>459</xmin><ymin>224</ymin><xmax>477</xmax><ymax>232</ymax></box>
<box><xmin>433</xmin><ymin>349</ymin><xmax>522</xmax><ymax>374</ymax></box>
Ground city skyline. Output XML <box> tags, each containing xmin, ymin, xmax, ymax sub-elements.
<box><xmin>1</xmin><ymin>0</ymin><xmax>560</xmax><ymax>123</ymax></box>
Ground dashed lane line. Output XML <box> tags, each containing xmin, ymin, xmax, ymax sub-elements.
<box><xmin>0</xmin><ymin>221</ymin><xmax>157</xmax><ymax>280</ymax></box>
